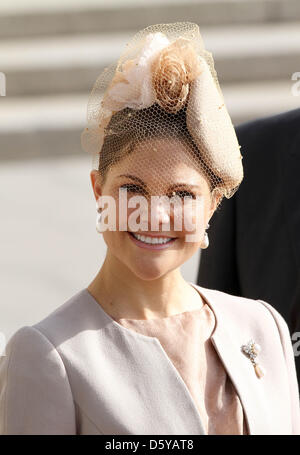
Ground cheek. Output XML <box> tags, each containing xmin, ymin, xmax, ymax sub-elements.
<box><xmin>180</xmin><ymin>201</ymin><xmax>206</xmax><ymax>237</ymax></box>
<box><xmin>102</xmin><ymin>230</ymin><xmax>124</xmax><ymax>251</ymax></box>
<box><xmin>99</xmin><ymin>191</ymin><xmax>138</xmax><ymax>232</ymax></box>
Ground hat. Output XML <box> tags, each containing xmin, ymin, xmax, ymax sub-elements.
<box><xmin>81</xmin><ymin>21</ymin><xmax>244</xmax><ymax>204</ymax></box>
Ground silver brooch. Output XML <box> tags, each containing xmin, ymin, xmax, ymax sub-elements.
<box><xmin>241</xmin><ymin>339</ymin><xmax>266</xmax><ymax>379</ymax></box>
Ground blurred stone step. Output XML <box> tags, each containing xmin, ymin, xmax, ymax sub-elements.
<box><xmin>1</xmin><ymin>80</ymin><xmax>299</xmax><ymax>161</ymax></box>
<box><xmin>0</xmin><ymin>94</ymin><xmax>86</xmax><ymax>160</ymax></box>
<box><xmin>1</xmin><ymin>22</ymin><xmax>300</xmax><ymax>97</ymax></box>
<box><xmin>0</xmin><ymin>0</ymin><xmax>300</xmax><ymax>39</ymax></box>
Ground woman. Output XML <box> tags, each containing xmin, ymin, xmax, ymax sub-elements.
<box><xmin>0</xmin><ymin>22</ymin><xmax>299</xmax><ymax>435</ymax></box>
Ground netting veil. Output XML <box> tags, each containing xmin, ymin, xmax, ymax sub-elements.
<box><xmin>81</xmin><ymin>22</ymin><xmax>244</xmax><ymax>214</ymax></box>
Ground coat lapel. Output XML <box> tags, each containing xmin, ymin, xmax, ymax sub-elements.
<box><xmin>192</xmin><ymin>284</ymin><xmax>275</xmax><ymax>435</ymax></box>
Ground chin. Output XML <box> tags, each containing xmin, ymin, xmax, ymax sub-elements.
<box><xmin>129</xmin><ymin>258</ymin><xmax>179</xmax><ymax>281</ymax></box>
<box><xmin>132</xmin><ymin>269</ymin><xmax>170</xmax><ymax>281</ymax></box>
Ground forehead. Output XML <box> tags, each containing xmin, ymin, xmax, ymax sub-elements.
<box><xmin>106</xmin><ymin>137</ymin><xmax>210</xmax><ymax>189</ymax></box>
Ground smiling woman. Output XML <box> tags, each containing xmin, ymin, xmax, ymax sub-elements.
<box><xmin>1</xmin><ymin>21</ymin><xmax>299</xmax><ymax>436</ymax></box>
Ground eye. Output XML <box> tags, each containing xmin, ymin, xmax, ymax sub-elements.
<box><xmin>120</xmin><ymin>183</ymin><xmax>145</xmax><ymax>194</ymax></box>
<box><xmin>169</xmin><ymin>190</ymin><xmax>196</xmax><ymax>199</ymax></box>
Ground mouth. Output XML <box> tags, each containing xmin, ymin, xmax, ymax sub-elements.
<box><xmin>127</xmin><ymin>231</ymin><xmax>177</xmax><ymax>250</ymax></box>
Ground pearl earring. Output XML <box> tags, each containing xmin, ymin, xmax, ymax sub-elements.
<box><xmin>200</xmin><ymin>222</ymin><xmax>210</xmax><ymax>249</ymax></box>
<box><xmin>96</xmin><ymin>207</ymin><xmax>102</xmax><ymax>233</ymax></box>
<box><xmin>200</xmin><ymin>231</ymin><xmax>209</xmax><ymax>249</ymax></box>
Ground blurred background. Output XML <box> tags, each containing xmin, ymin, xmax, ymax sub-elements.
<box><xmin>1</xmin><ymin>0</ymin><xmax>300</xmax><ymax>345</ymax></box>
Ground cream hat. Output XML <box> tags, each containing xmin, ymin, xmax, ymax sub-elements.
<box><xmin>81</xmin><ymin>22</ymin><xmax>244</xmax><ymax>205</ymax></box>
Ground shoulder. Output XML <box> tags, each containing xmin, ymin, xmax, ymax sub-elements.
<box><xmin>1</xmin><ymin>325</ymin><xmax>64</xmax><ymax>376</ymax></box>
<box><xmin>0</xmin><ymin>287</ymin><xmax>97</xmax><ymax>382</ymax></box>
<box><xmin>4</xmin><ymin>288</ymin><xmax>97</xmax><ymax>358</ymax></box>
<box><xmin>32</xmin><ymin>288</ymin><xmax>99</xmax><ymax>346</ymax></box>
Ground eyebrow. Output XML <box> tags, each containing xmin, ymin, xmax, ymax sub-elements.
<box><xmin>118</xmin><ymin>174</ymin><xmax>147</xmax><ymax>188</ymax></box>
<box><xmin>167</xmin><ymin>183</ymin><xmax>201</xmax><ymax>191</ymax></box>
<box><xmin>118</xmin><ymin>175</ymin><xmax>201</xmax><ymax>191</ymax></box>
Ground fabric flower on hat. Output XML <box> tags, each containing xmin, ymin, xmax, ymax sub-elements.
<box><xmin>151</xmin><ymin>38</ymin><xmax>202</xmax><ymax>113</ymax></box>
<box><xmin>102</xmin><ymin>32</ymin><xmax>170</xmax><ymax>114</ymax></box>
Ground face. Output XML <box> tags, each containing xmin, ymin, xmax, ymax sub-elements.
<box><xmin>90</xmin><ymin>137</ymin><xmax>220</xmax><ymax>281</ymax></box>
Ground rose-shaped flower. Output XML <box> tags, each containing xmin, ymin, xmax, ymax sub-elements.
<box><xmin>151</xmin><ymin>38</ymin><xmax>202</xmax><ymax>113</ymax></box>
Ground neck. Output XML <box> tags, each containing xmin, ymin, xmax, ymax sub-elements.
<box><xmin>87</xmin><ymin>251</ymin><xmax>201</xmax><ymax>320</ymax></box>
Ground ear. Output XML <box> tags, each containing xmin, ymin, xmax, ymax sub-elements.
<box><xmin>90</xmin><ymin>170</ymin><xmax>102</xmax><ymax>201</ymax></box>
<box><xmin>208</xmin><ymin>189</ymin><xmax>222</xmax><ymax>219</ymax></box>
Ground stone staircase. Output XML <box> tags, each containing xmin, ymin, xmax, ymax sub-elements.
<box><xmin>0</xmin><ymin>0</ymin><xmax>300</xmax><ymax>160</ymax></box>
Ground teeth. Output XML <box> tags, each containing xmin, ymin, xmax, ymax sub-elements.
<box><xmin>131</xmin><ymin>233</ymin><xmax>173</xmax><ymax>245</ymax></box>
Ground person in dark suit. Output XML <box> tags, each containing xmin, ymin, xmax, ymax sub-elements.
<box><xmin>197</xmin><ymin>108</ymin><xmax>300</xmax><ymax>387</ymax></box>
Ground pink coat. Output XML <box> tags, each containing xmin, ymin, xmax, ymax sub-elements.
<box><xmin>0</xmin><ymin>284</ymin><xmax>299</xmax><ymax>434</ymax></box>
